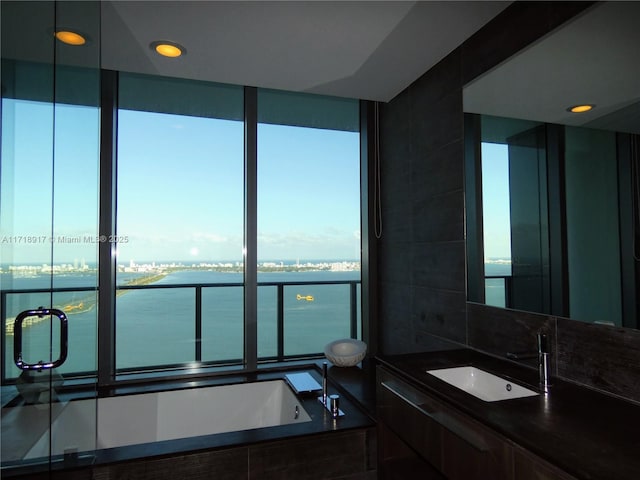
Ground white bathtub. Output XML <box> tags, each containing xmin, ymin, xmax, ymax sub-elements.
<box><xmin>23</xmin><ymin>379</ymin><xmax>311</xmax><ymax>459</ymax></box>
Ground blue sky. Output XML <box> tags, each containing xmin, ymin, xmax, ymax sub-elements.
<box><xmin>1</xmin><ymin>99</ymin><xmax>361</xmax><ymax>265</ymax></box>
<box><xmin>481</xmin><ymin>142</ymin><xmax>511</xmax><ymax>260</ymax></box>
<box><xmin>0</xmin><ymin>100</ymin><xmax>100</xmax><ymax>265</ymax></box>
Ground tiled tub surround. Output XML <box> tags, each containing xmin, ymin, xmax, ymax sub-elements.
<box><xmin>3</xmin><ymin>367</ymin><xmax>376</xmax><ymax>479</ymax></box>
<box><xmin>378</xmin><ymin>350</ymin><xmax>640</xmax><ymax>480</ymax></box>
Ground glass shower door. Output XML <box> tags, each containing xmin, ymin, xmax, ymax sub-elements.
<box><xmin>1</xmin><ymin>0</ymin><xmax>101</xmax><ymax>473</ymax></box>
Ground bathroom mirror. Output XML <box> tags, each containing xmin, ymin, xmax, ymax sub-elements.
<box><xmin>463</xmin><ymin>2</ymin><xmax>640</xmax><ymax>329</ymax></box>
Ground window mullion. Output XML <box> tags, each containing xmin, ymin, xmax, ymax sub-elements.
<box><xmin>97</xmin><ymin>69</ymin><xmax>118</xmax><ymax>387</ymax></box>
<box><xmin>244</xmin><ymin>86</ymin><xmax>258</xmax><ymax>370</ymax></box>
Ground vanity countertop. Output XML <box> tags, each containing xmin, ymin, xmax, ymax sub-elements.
<box><xmin>376</xmin><ymin>349</ymin><xmax>640</xmax><ymax>480</ymax></box>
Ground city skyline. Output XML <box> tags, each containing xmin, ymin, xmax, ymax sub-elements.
<box><xmin>1</xmin><ymin>258</ymin><xmax>362</xmax><ymax>270</ymax></box>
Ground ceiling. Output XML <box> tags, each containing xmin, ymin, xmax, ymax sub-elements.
<box><xmin>2</xmin><ymin>1</ymin><xmax>510</xmax><ymax>102</ymax></box>
<box><xmin>463</xmin><ymin>2</ymin><xmax>640</xmax><ymax>134</ymax></box>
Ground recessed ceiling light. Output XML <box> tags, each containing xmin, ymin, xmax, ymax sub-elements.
<box><xmin>54</xmin><ymin>30</ymin><xmax>86</xmax><ymax>46</ymax></box>
<box><xmin>151</xmin><ymin>41</ymin><xmax>186</xmax><ymax>58</ymax></box>
<box><xmin>567</xmin><ymin>104</ymin><xmax>595</xmax><ymax>113</ymax></box>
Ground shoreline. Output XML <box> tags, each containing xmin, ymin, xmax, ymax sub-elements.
<box><xmin>4</xmin><ymin>272</ymin><xmax>169</xmax><ymax>336</ymax></box>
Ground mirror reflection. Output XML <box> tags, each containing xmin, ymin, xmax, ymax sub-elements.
<box><xmin>463</xmin><ymin>2</ymin><xmax>640</xmax><ymax>328</ymax></box>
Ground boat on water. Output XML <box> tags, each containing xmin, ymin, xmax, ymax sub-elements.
<box><xmin>296</xmin><ymin>294</ymin><xmax>314</xmax><ymax>302</ymax></box>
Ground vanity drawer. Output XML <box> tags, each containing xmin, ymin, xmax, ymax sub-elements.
<box><xmin>377</xmin><ymin>366</ymin><xmax>513</xmax><ymax>480</ymax></box>
<box><xmin>439</xmin><ymin>404</ymin><xmax>512</xmax><ymax>480</ymax></box>
<box><xmin>514</xmin><ymin>447</ymin><xmax>578</xmax><ymax>480</ymax></box>
<box><xmin>377</xmin><ymin>367</ymin><xmax>443</xmax><ymax>470</ymax></box>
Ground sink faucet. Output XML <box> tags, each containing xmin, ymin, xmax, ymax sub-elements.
<box><xmin>537</xmin><ymin>332</ymin><xmax>551</xmax><ymax>394</ymax></box>
<box><xmin>506</xmin><ymin>331</ymin><xmax>551</xmax><ymax>394</ymax></box>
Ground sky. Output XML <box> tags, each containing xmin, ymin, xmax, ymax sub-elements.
<box><xmin>0</xmin><ymin>100</ymin><xmax>100</xmax><ymax>265</ymax></box>
<box><xmin>1</xmin><ymin>99</ymin><xmax>361</xmax><ymax>266</ymax></box>
<box><xmin>481</xmin><ymin>142</ymin><xmax>512</xmax><ymax>260</ymax></box>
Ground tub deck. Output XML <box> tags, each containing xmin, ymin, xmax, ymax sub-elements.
<box><xmin>1</xmin><ymin>365</ymin><xmax>376</xmax><ymax>478</ymax></box>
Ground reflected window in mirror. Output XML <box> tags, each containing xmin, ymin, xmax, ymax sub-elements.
<box><xmin>465</xmin><ymin>114</ymin><xmax>638</xmax><ymax>329</ymax></box>
<box><xmin>481</xmin><ymin>142</ymin><xmax>511</xmax><ymax>308</ymax></box>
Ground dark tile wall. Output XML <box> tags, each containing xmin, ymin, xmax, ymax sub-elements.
<box><xmin>467</xmin><ymin>303</ymin><xmax>554</xmax><ymax>362</ymax></box>
<box><xmin>377</xmin><ymin>1</ymin><xmax>640</xmax><ymax>404</ymax></box>
<box><xmin>378</xmin><ymin>47</ymin><xmax>466</xmax><ymax>355</ymax></box>
<box><xmin>467</xmin><ymin>305</ymin><xmax>640</xmax><ymax>403</ymax></box>
<box><xmin>555</xmin><ymin>317</ymin><xmax>640</xmax><ymax>402</ymax></box>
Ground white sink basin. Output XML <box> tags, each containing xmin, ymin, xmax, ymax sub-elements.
<box><xmin>426</xmin><ymin>366</ymin><xmax>539</xmax><ymax>402</ymax></box>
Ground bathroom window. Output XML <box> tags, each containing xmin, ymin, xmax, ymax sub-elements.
<box><xmin>116</xmin><ymin>73</ymin><xmax>245</xmax><ymax>370</ymax></box>
<box><xmin>1</xmin><ymin>69</ymin><xmax>363</xmax><ymax>382</ymax></box>
<box><xmin>256</xmin><ymin>89</ymin><xmax>361</xmax><ymax>359</ymax></box>
<box><xmin>111</xmin><ymin>74</ymin><xmax>362</xmax><ymax>373</ymax></box>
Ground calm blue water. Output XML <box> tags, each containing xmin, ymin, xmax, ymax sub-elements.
<box><xmin>484</xmin><ymin>263</ymin><xmax>511</xmax><ymax>308</ymax></box>
<box><xmin>2</xmin><ymin>270</ymin><xmax>361</xmax><ymax>378</ymax></box>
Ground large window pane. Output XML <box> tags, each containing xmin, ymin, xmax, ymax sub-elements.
<box><xmin>201</xmin><ymin>283</ymin><xmax>244</xmax><ymax>362</ymax></box>
<box><xmin>283</xmin><ymin>283</ymin><xmax>352</xmax><ymax>356</ymax></box>
<box><xmin>116</xmin><ymin>288</ymin><xmax>194</xmax><ymax>369</ymax></box>
<box><xmin>51</xmin><ymin>102</ymin><xmax>100</xmax><ymax>376</ymax></box>
<box><xmin>1</xmin><ymin>98</ymin><xmax>99</xmax><ymax>379</ymax></box>
<box><xmin>257</xmin><ymin>89</ymin><xmax>361</xmax><ymax>359</ymax></box>
<box><xmin>116</xmin><ymin>74</ymin><xmax>244</xmax><ymax>370</ymax></box>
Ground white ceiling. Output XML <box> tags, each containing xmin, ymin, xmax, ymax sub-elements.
<box><xmin>93</xmin><ymin>0</ymin><xmax>510</xmax><ymax>102</ymax></box>
<box><xmin>463</xmin><ymin>2</ymin><xmax>640</xmax><ymax>134</ymax></box>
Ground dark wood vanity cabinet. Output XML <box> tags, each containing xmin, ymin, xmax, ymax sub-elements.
<box><xmin>513</xmin><ymin>448</ymin><xmax>578</xmax><ymax>480</ymax></box>
<box><xmin>377</xmin><ymin>366</ymin><xmax>511</xmax><ymax>479</ymax></box>
<box><xmin>376</xmin><ymin>366</ymin><xmax>576</xmax><ymax>480</ymax></box>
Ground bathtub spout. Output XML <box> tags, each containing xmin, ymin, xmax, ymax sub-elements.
<box><xmin>317</xmin><ymin>363</ymin><xmax>344</xmax><ymax>417</ymax></box>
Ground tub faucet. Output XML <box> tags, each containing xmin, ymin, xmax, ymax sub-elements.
<box><xmin>317</xmin><ymin>362</ymin><xmax>343</xmax><ymax>417</ymax></box>
<box><xmin>538</xmin><ymin>332</ymin><xmax>551</xmax><ymax>394</ymax></box>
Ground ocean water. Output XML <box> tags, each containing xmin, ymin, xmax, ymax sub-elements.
<box><xmin>2</xmin><ymin>270</ymin><xmax>361</xmax><ymax>378</ymax></box>
<box><xmin>484</xmin><ymin>262</ymin><xmax>511</xmax><ymax>308</ymax></box>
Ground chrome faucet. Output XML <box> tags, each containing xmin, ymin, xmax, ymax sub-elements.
<box><xmin>506</xmin><ymin>331</ymin><xmax>551</xmax><ymax>394</ymax></box>
<box><xmin>537</xmin><ymin>332</ymin><xmax>551</xmax><ymax>393</ymax></box>
<box><xmin>318</xmin><ymin>361</ymin><xmax>342</xmax><ymax>417</ymax></box>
